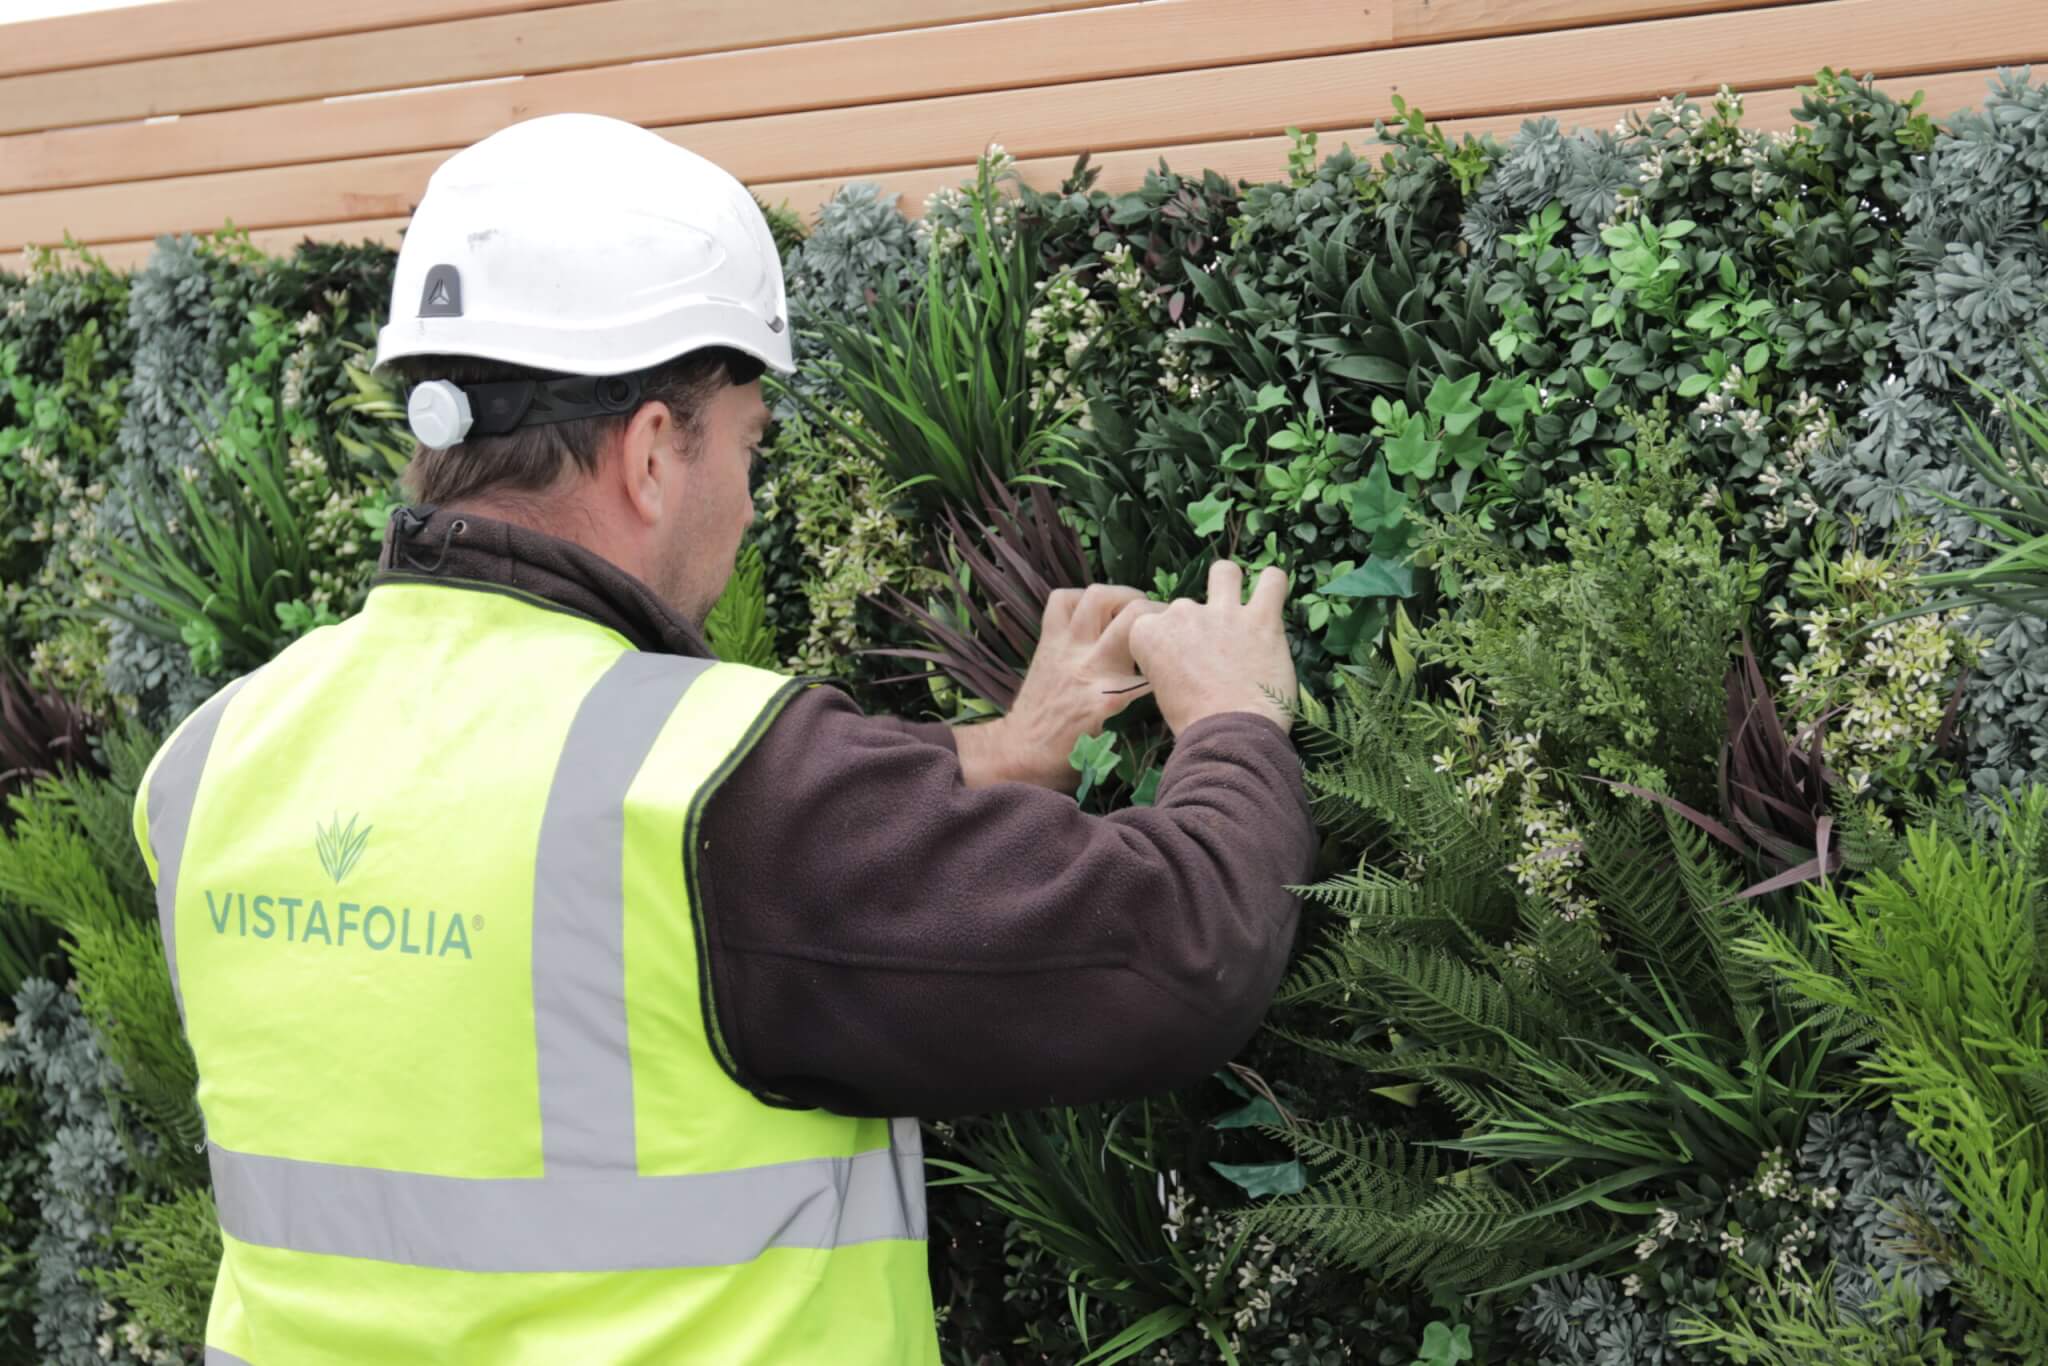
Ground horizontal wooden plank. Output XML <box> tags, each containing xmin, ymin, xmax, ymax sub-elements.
<box><xmin>1390</xmin><ymin>0</ymin><xmax>1812</xmax><ymax>43</ymax></box>
<box><xmin>0</xmin><ymin>0</ymin><xmax>1833</xmax><ymax>195</ymax></box>
<box><xmin>746</xmin><ymin>64</ymin><xmax>2003</xmax><ymax>218</ymax></box>
<box><xmin>0</xmin><ymin>0</ymin><xmax>1135</xmax><ymax>135</ymax></box>
<box><xmin>0</xmin><ymin>67</ymin><xmax>2002</xmax><ymax>277</ymax></box>
<box><xmin>6</xmin><ymin>0</ymin><xmax>2032</xmax><ymax>247</ymax></box>
<box><xmin>0</xmin><ymin>0</ymin><xmax>613</xmax><ymax>79</ymax></box>
<box><xmin>0</xmin><ymin>0</ymin><xmax>1397</xmax><ymax>194</ymax></box>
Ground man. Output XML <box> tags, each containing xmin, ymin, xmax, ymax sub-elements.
<box><xmin>134</xmin><ymin>113</ymin><xmax>1310</xmax><ymax>1365</ymax></box>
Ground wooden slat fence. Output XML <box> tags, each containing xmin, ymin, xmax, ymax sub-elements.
<box><xmin>1</xmin><ymin>0</ymin><xmax>2042</xmax><ymax>273</ymax></box>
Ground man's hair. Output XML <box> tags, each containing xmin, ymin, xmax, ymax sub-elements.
<box><xmin>386</xmin><ymin>347</ymin><xmax>767</xmax><ymax>507</ymax></box>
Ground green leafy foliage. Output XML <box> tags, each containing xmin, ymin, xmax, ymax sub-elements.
<box><xmin>1421</xmin><ymin>409</ymin><xmax>1760</xmax><ymax>801</ymax></box>
<box><xmin>88</xmin><ymin>1186</ymin><xmax>219</xmax><ymax>1353</ymax></box>
<box><xmin>702</xmin><ymin>544</ymin><xmax>782</xmax><ymax>672</ymax></box>
<box><xmin>1741</xmin><ymin>790</ymin><xmax>2048</xmax><ymax>1357</ymax></box>
<box><xmin>1257</xmin><ymin>666</ymin><xmax>1853</xmax><ymax>1294</ymax></box>
<box><xmin>803</xmin><ymin>165</ymin><xmax>1077</xmax><ymax>513</ymax></box>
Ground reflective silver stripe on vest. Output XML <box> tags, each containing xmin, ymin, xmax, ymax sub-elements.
<box><xmin>532</xmin><ymin>651</ymin><xmax>713</xmax><ymax>1175</ymax></box>
<box><xmin>210</xmin><ymin>1128</ymin><xmax>922</xmax><ymax>1273</ymax></box>
<box><xmin>147</xmin><ymin>677</ymin><xmax>251</xmax><ymax>1025</ymax></box>
<box><xmin>157</xmin><ymin>650</ymin><xmax>926</xmax><ymax>1273</ymax></box>
<box><xmin>204</xmin><ymin>1348</ymin><xmax>253</xmax><ymax>1366</ymax></box>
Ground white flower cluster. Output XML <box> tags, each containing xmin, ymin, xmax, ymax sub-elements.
<box><xmin>1024</xmin><ymin>269</ymin><xmax>1105</xmax><ymax>417</ymax></box>
<box><xmin>1154</xmin><ymin>340</ymin><xmax>1216</xmax><ymax>403</ymax></box>
<box><xmin>94</xmin><ymin>1299</ymin><xmax>180</xmax><ymax>1365</ymax></box>
<box><xmin>754</xmin><ymin>417</ymin><xmax>926</xmax><ymax>676</ymax></box>
<box><xmin>1153</xmin><ymin>1170</ymin><xmax>1317</xmax><ymax>1355</ymax></box>
<box><xmin>1624</xmin><ymin>87</ymin><xmax>1779</xmax><ymax>208</ymax></box>
<box><xmin>1750</xmin><ymin>389</ymin><xmax>1835</xmax><ymax>533</ymax></box>
<box><xmin>283</xmin><ymin>443</ymin><xmax>370</xmax><ymax>616</ymax></box>
<box><xmin>1771</xmin><ymin>530</ymin><xmax>1986</xmax><ymax>795</ymax></box>
<box><xmin>1625</xmin><ymin>1150</ymin><xmax>1841</xmax><ymax>1304</ymax></box>
<box><xmin>1433</xmin><ymin>684</ymin><xmax>1597</xmax><ymax>922</ymax></box>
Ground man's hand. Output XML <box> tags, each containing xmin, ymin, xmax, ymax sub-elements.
<box><xmin>955</xmin><ymin>584</ymin><xmax>1161</xmax><ymax>791</ymax></box>
<box><xmin>1127</xmin><ymin>561</ymin><xmax>1297</xmax><ymax>737</ymax></box>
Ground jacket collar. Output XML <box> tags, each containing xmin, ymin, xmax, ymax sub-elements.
<box><xmin>375</xmin><ymin>505</ymin><xmax>714</xmax><ymax>660</ymax></box>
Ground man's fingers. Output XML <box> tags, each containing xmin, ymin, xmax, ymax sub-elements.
<box><xmin>1070</xmin><ymin>583</ymin><xmax>1146</xmax><ymax>639</ymax></box>
<box><xmin>1096</xmin><ymin>598</ymin><xmax>1167</xmax><ymax>665</ymax></box>
<box><xmin>1040</xmin><ymin>587</ymin><xmax>1081</xmax><ymax>638</ymax></box>
<box><xmin>1248</xmin><ymin>565</ymin><xmax>1291</xmax><ymax>619</ymax></box>
<box><xmin>1207</xmin><ymin>559</ymin><xmax>1244</xmax><ymax>608</ymax></box>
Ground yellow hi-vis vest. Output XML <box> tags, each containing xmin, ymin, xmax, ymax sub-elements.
<box><xmin>132</xmin><ymin>580</ymin><xmax>938</xmax><ymax>1366</ymax></box>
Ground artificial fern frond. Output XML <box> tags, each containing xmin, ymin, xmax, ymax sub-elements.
<box><xmin>704</xmin><ymin>543</ymin><xmax>784</xmax><ymax>671</ymax></box>
<box><xmin>1251</xmin><ymin>1120</ymin><xmax>1602</xmax><ymax>1288</ymax></box>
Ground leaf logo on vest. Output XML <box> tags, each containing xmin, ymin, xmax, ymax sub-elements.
<box><xmin>201</xmin><ymin>812</ymin><xmax>476</xmax><ymax>960</ymax></box>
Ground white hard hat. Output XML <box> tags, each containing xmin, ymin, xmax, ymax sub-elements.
<box><xmin>375</xmin><ymin>113</ymin><xmax>794</xmax><ymax>385</ymax></box>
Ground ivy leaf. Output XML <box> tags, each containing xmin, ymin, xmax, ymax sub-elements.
<box><xmin>1385</xmin><ymin>422</ymin><xmax>1440</xmax><ymax>478</ymax></box>
<box><xmin>1068</xmin><ymin>731</ymin><xmax>1120</xmax><ymax>805</ymax></box>
<box><xmin>1320</xmin><ymin>557</ymin><xmax>1415</xmax><ymax>598</ymax></box>
<box><xmin>1253</xmin><ymin>383</ymin><xmax>1290</xmax><ymax>412</ymax></box>
<box><xmin>1211</xmin><ymin>1097</ymin><xmax>1284</xmax><ymax>1129</ymax></box>
<box><xmin>1425</xmin><ymin>372</ymin><xmax>1484</xmax><ymax>434</ymax></box>
<box><xmin>1187</xmin><ymin>493</ymin><xmax>1234</xmax><ymax>537</ymax></box>
<box><xmin>1441</xmin><ymin>425</ymin><xmax>1489</xmax><ymax>471</ymax></box>
<box><xmin>1347</xmin><ymin>460</ymin><xmax>1408</xmax><ymax>532</ymax></box>
<box><xmin>1210</xmin><ymin>1159</ymin><xmax>1305</xmax><ymax>1198</ymax></box>
<box><xmin>1415</xmin><ymin>1321</ymin><xmax>1474</xmax><ymax>1366</ymax></box>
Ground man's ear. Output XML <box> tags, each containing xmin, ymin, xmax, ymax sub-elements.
<box><xmin>615</xmin><ymin>400</ymin><xmax>678</xmax><ymax>528</ymax></box>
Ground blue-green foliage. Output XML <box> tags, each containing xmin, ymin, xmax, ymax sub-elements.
<box><xmin>779</xmin><ymin>183</ymin><xmax>926</xmax><ymax>406</ymax></box>
<box><xmin>1515</xmin><ymin>1108</ymin><xmax>1959</xmax><ymax>1365</ymax></box>
<box><xmin>1815</xmin><ymin>69</ymin><xmax>2048</xmax><ymax>792</ymax></box>
<box><xmin>100</xmin><ymin>236</ymin><xmax>248</xmax><ymax>719</ymax></box>
<box><xmin>0</xmin><ymin>979</ymin><xmax>150</xmax><ymax>1366</ymax></box>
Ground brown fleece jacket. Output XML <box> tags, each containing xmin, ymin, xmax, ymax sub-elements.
<box><xmin>379</xmin><ymin>507</ymin><xmax>1314</xmax><ymax>1119</ymax></box>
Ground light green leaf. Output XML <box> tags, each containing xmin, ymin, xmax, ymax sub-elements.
<box><xmin>1663</xmin><ymin>218</ymin><xmax>1696</xmax><ymax>238</ymax></box>
<box><xmin>1414</xmin><ymin>1321</ymin><xmax>1474</xmax><ymax>1366</ymax></box>
<box><xmin>1676</xmin><ymin>372</ymin><xmax>1716</xmax><ymax>398</ymax></box>
<box><xmin>1211</xmin><ymin>1097</ymin><xmax>1284</xmax><ymax>1129</ymax></box>
<box><xmin>1210</xmin><ymin>1159</ymin><xmax>1306</xmax><ymax>1198</ymax></box>
<box><xmin>1743</xmin><ymin>341</ymin><xmax>1770</xmax><ymax>375</ymax></box>
<box><xmin>1425</xmin><ymin>372</ymin><xmax>1484</xmax><ymax>434</ymax></box>
<box><xmin>1188</xmin><ymin>493</ymin><xmax>1234</xmax><ymax>537</ymax></box>
<box><xmin>1327</xmin><ymin>354</ymin><xmax>1409</xmax><ymax>386</ymax></box>
<box><xmin>1385</xmin><ymin>422</ymin><xmax>1440</xmax><ymax>478</ymax></box>
<box><xmin>1347</xmin><ymin>460</ymin><xmax>1408</xmax><ymax>532</ymax></box>
<box><xmin>1267</xmin><ymin>428</ymin><xmax>1305</xmax><ymax>451</ymax></box>
<box><xmin>1320</xmin><ymin>557</ymin><xmax>1415</xmax><ymax>598</ymax></box>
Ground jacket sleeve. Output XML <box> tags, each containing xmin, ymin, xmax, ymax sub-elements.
<box><xmin>693</xmin><ymin>685</ymin><xmax>1315</xmax><ymax>1119</ymax></box>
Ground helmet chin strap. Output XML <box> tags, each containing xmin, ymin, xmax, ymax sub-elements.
<box><xmin>406</xmin><ymin>371</ymin><xmax>646</xmax><ymax>450</ymax></box>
